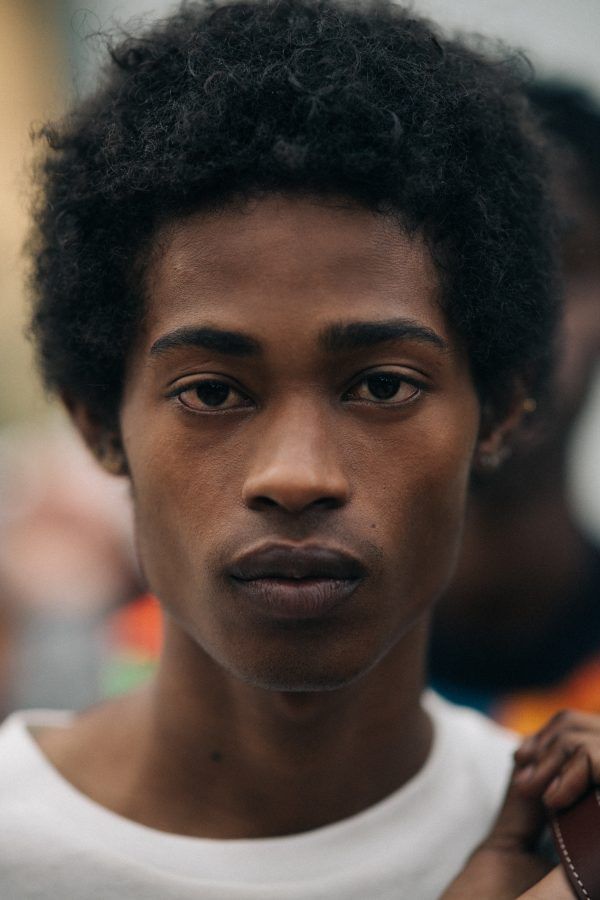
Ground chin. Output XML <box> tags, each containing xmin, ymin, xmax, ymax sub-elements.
<box><xmin>242</xmin><ymin>669</ymin><xmax>359</xmax><ymax>694</ymax></box>
<box><xmin>223</xmin><ymin>643</ymin><xmax>379</xmax><ymax>693</ymax></box>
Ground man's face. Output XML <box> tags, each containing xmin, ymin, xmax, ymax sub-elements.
<box><xmin>120</xmin><ymin>195</ymin><xmax>480</xmax><ymax>691</ymax></box>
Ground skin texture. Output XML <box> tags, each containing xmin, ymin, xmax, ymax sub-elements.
<box><xmin>39</xmin><ymin>195</ymin><xmax>506</xmax><ymax>843</ymax></box>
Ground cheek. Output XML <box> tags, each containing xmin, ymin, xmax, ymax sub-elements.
<box><xmin>123</xmin><ymin>423</ymin><xmax>240</xmax><ymax>597</ymax></box>
<box><xmin>363</xmin><ymin>407</ymin><xmax>478</xmax><ymax>596</ymax></box>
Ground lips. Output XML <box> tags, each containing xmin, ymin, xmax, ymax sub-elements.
<box><xmin>230</xmin><ymin>543</ymin><xmax>366</xmax><ymax>581</ymax></box>
<box><xmin>228</xmin><ymin>543</ymin><xmax>366</xmax><ymax>619</ymax></box>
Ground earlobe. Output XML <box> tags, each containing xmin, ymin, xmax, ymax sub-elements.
<box><xmin>474</xmin><ymin>443</ymin><xmax>512</xmax><ymax>473</ymax></box>
<box><xmin>474</xmin><ymin>394</ymin><xmax>537</xmax><ymax>475</ymax></box>
<box><xmin>63</xmin><ymin>394</ymin><xmax>128</xmax><ymax>477</ymax></box>
<box><xmin>95</xmin><ymin>435</ymin><xmax>128</xmax><ymax>476</ymax></box>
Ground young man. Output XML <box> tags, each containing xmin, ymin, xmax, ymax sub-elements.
<box><xmin>0</xmin><ymin>0</ymin><xmax>569</xmax><ymax>896</ymax></box>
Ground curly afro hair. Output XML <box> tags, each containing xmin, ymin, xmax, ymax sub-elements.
<box><xmin>29</xmin><ymin>0</ymin><xmax>559</xmax><ymax>429</ymax></box>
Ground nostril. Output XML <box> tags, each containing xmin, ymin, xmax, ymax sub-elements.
<box><xmin>252</xmin><ymin>496</ymin><xmax>280</xmax><ymax>510</ymax></box>
<box><xmin>241</xmin><ymin>461</ymin><xmax>350</xmax><ymax>514</ymax></box>
<box><xmin>247</xmin><ymin>493</ymin><xmax>344</xmax><ymax>514</ymax></box>
<box><xmin>311</xmin><ymin>496</ymin><xmax>344</xmax><ymax>511</ymax></box>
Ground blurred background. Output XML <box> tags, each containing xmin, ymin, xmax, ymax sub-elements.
<box><xmin>0</xmin><ymin>0</ymin><xmax>599</xmax><ymax>724</ymax></box>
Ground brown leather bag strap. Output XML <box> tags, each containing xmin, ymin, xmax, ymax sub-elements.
<box><xmin>550</xmin><ymin>788</ymin><xmax>600</xmax><ymax>899</ymax></box>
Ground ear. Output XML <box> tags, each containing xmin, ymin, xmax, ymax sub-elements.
<box><xmin>63</xmin><ymin>394</ymin><xmax>129</xmax><ymax>477</ymax></box>
<box><xmin>474</xmin><ymin>387</ymin><xmax>537</xmax><ymax>474</ymax></box>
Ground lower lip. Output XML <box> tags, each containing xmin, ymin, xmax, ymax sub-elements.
<box><xmin>231</xmin><ymin>577</ymin><xmax>361</xmax><ymax>620</ymax></box>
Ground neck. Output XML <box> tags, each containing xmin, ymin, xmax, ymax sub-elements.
<box><xmin>116</xmin><ymin>615</ymin><xmax>433</xmax><ymax>838</ymax></box>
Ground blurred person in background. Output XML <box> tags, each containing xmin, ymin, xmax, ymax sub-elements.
<box><xmin>430</xmin><ymin>82</ymin><xmax>600</xmax><ymax>731</ymax></box>
<box><xmin>0</xmin><ymin>423</ymin><xmax>141</xmax><ymax>716</ymax></box>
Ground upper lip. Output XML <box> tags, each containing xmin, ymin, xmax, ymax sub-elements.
<box><xmin>229</xmin><ymin>543</ymin><xmax>367</xmax><ymax>581</ymax></box>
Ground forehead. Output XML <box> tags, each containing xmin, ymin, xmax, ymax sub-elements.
<box><xmin>142</xmin><ymin>194</ymin><xmax>449</xmax><ymax>344</ymax></box>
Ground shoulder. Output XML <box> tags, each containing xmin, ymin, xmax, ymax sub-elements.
<box><xmin>0</xmin><ymin>710</ymin><xmax>74</xmax><ymax>804</ymax></box>
<box><xmin>0</xmin><ymin>709</ymin><xmax>77</xmax><ymax>876</ymax></box>
<box><xmin>424</xmin><ymin>690</ymin><xmax>517</xmax><ymax>806</ymax></box>
<box><xmin>425</xmin><ymin>690</ymin><xmax>517</xmax><ymax>750</ymax></box>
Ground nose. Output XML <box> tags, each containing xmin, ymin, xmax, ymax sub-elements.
<box><xmin>241</xmin><ymin>400</ymin><xmax>350</xmax><ymax>514</ymax></box>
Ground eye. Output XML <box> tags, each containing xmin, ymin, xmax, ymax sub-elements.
<box><xmin>173</xmin><ymin>379</ymin><xmax>252</xmax><ymax>412</ymax></box>
<box><xmin>344</xmin><ymin>373</ymin><xmax>422</xmax><ymax>405</ymax></box>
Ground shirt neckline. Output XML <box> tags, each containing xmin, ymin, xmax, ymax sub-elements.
<box><xmin>2</xmin><ymin>693</ymin><xmax>450</xmax><ymax>882</ymax></box>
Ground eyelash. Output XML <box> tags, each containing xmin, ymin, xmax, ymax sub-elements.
<box><xmin>168</xmin><ymin>372</ymin><xmax>427</xmax><ymax>415</ymax></box>
<box><xmin>342</xmin><ymin>373</ymin><xmax>424</xmax><ymax>406</ymax></box>
<box><xmin>167</xmin><ymin>378</ymin><xmax>252</xmax><ymax>414</ymax></box>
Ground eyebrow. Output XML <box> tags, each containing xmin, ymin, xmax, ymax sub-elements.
<box><xmin>320</xmin><ymin>318</ymin><xmax>448</xmax><ymax>352</ymax></box>
<box><xmin>150</xmin><ymin>327</ymin><xmax>260</xmax><ymax>357</ymax></box>
<box><xmin>149</xmin><ymin>317</ymin><xmax>447</xmax><ymax>359</ymax></box>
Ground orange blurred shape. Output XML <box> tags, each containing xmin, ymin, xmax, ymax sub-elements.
<box><xmin>495</xmin><ymin>657</ymin><xmax>600</xmax><ymax>735</ymax></box>
<box><xmin>110</xmin><ymin>593</ymin><xmax>163</xmax><ymax>659</ymax></box>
